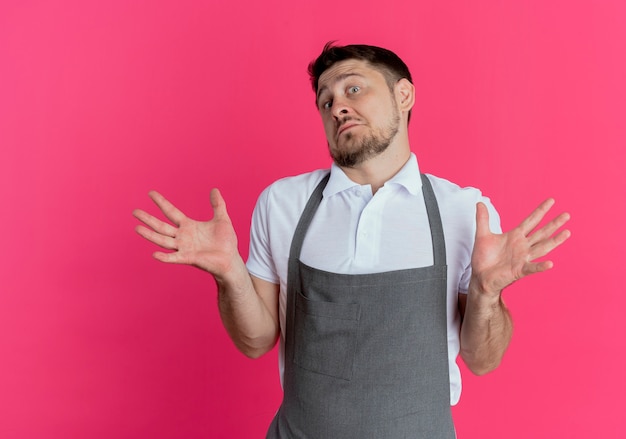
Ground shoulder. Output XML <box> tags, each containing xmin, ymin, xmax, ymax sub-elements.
<box><xmin>264</xmin><ymin>169</ymin><xmax>329</xmax><ymax>197</ymax></box>
<box><xmin>254</xmin><ymin>169</ymin><xmax>330</xmax><ymax>219</ymax></box>
<box><xmin>424</xmin><ymin>173</ymin><xmax>501</xmax><ymax>232</ymax></box>
<box><xmin>424</xmin><ymin>173</ymin><xmax>485</xmax><ymax>201</ymax></box>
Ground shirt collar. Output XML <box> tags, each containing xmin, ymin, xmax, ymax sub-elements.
<box><xmin>323</xmin><ymin>153</ymin><xmax>422</xmax><ymax>198</ymax></box>
<box><xmin>385</xmin><ymin>152</ymin><xmax>422</xmax><ymax>195</ymax></box>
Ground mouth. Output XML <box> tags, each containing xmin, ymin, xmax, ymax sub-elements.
<box><xmin>337</xmin><ymin>122</ymin><xmax>359</xmax><ymax>138</ymax></box>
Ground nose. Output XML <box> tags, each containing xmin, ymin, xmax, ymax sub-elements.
<box><xmin>331</xmin><ymin>97</ymin><xmax>351</xmax><ymax>119</ymax></box>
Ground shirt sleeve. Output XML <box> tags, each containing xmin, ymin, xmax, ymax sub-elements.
<box><xmin>246</xmin><ymin>186</ymin><xmax>280</xmax><ymax>284</ymax></box>
<box><xmin>458</xmin><ymin>195</ymin><xmax>502</xmax><ymax>294</ymax></box>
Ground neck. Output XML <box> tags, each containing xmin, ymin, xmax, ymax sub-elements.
<box><xmin>339</xmin><ymin>139</ymin><xmax>412</xmax><ymax>194</ymax></box>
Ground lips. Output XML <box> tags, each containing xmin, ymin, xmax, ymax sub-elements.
<box><xmin>337</xmin><ymin>122</ymin><xmax>359</xmax><ymax>138</ymax></box>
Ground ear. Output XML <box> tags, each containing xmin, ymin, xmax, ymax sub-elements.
<box><xmin>395</xmin><ymin>78</ymin><xmax>415</xmax><ymax>113</ymax></box>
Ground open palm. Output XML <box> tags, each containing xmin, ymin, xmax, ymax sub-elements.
<box><xmin>471</xmin><ymin>199</ymin><xmax>571</xmax><ymax>295</ymax></box>
<box><xmin>133</xmin><ymin>189</ymin><xmax>239</xmax><ymax>276</ymax></box>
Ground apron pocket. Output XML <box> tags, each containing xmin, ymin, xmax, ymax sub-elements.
<box><xmin>293</xmin><ymin>291</ymin><xmax>360</xmax><ymax>381</ymax></box>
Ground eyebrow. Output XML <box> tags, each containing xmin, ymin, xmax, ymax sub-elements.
<box><xmin>316</xmin><ymin>73</ymin><xmax>366</xmax><ymax>102</ymax></box>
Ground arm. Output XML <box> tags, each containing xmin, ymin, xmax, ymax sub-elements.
<box><xmin>133</xmin><ymin>189</ymin><xmax>280</xmax><ymax>358</ymax></box>
<box><xmin>460</xmin><ymin>199</ymin><xmax>570</xmax><ymax>375</ymax></box>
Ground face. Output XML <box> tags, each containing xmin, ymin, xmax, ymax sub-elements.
<box><xmin>316</xmin><ymin>59</ymin><xmax>401</xmax><ymax>168</ymax></box>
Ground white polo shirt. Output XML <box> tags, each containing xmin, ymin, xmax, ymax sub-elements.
<box><xmin>246</xmin><ymin>153</ymin><xmax>501</xmax><ymax>405</ymax></box>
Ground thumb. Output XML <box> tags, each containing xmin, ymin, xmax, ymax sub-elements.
<box><xmin>210</xmin><ymin>188</ymin><xmax>229</xmax><ymax>220</ymax></box>
<box><xmin>475</xmin><ymin>202</ymin><xmax>491</xmax><ymax>238</ymax></box>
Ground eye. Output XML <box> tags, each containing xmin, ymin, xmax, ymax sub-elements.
<box><xmin>348</xmin><ymin>86</ymin><xmax>360</xmax><ymax>94</ymax></box>
<box><xmin>322</xmin><ymin>100</ymin><xmax>333</xmax><ymax>110</ymax></box>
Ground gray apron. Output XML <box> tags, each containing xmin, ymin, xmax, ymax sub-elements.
<box><xmin>267</xmin><ymin>173</ymin><xmax>455</xmax><ymax>438</ymax></box>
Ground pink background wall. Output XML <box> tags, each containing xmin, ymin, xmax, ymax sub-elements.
<box><xmin>1</xmin><ymin>1</ymin><xmax>624</xmax><ymax>437</ymax></box>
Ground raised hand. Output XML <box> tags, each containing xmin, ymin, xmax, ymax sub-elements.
<box><xmin>471</xmin><ymin>199</ymin><xmax>571</xmax><ymax>296</ymax></box>
<box><xmin>133</xmin><ymin>189</ymin><xmax>240</xmax><ymax>276</ymax></box>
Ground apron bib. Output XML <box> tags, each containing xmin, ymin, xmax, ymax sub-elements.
<box><xmin>267</xmin><ymin>174</ymin><xmax>455</xmax><ymax>438</ymax></box>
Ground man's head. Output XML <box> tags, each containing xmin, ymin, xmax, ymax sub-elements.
<box><xmin>308</xmin><ymin>43</ymin><xmax>415</xmax><ymax>168</ymax></box>
<box><xmin>308</xmin><ymin>42</ymin><xmax>413</xmax><ymax>119</ymax></box>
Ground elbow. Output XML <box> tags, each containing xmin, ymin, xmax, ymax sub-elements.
<box><xmin>241</xmin><ymin>345</ymin><xmax>273</xmax><ymax>359</ymax></box>
<box><xmin>236</xmin><ymin>334</ymin><xmax>278</xmax><ymax>359</ymax></box>
<box><xmin>460</xmin><ymin>350</ymin><xmax>503</xmax><ymax>376</ymax></box>
<box><xmin>467</xmin><ymin>362</ymin><xmax>499</xmax><ymax>376</ymax></box>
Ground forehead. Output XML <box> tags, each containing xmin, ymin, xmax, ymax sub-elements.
<box><xmin>317</xmin><ymin>60</ymin><xmax>387</xmax><ymax>94</ymax></box>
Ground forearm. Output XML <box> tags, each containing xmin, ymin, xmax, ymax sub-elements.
<box><xmin>215</xmin><ymin>256</ymin><xmax>279</xmax><ymax>359</ymax></box>
<box><xmin>460</xmin><ymin>277</ymin><xmax>513</xmax><ymax>375</ymax></box>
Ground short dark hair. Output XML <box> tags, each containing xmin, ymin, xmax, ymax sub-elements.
<box><xmin>308</xmin><ymin>42</ymin><xmax>413</xmax><ymax>121</ymax></box>
<box><xmin>308</xmin><ymin>42</ymin><xmax>413</xmax><ymax>94</ymax></box>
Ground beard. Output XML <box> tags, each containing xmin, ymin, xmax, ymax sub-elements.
<box><xmin>329</xmin><ymin>107</ymin><xmax>401</xmax><ymax>168</ymax></box>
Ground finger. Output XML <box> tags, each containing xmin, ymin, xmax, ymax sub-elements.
<box><xmin>475</xmin><ymin>202</ymin><xmax>491</xmax><ymax>238</ymax></box>
<box><xmin>518</xmin><ymin>198</ymin><xmax>555</xmax><ymax>236</ymax></box>
<box><xmin>153</xmin><ymin>251</ymin><xmax>186</xmax><ymax>264</ymax></box>
<box><xmin>210</xmin><ymin>188</ymin><xmax>230</xmax><ymax>221</ymax></box>
<box><xmin>529</xmin><ymin>228</ymin><xmax>572</xmax><ymax>261</ymax></box>
<box><xmin>528</xmin><ymin>211</ymin><xmax>571</xmax><ymax>245</ymax></box>
<box><xmin>522</xmin><ymin>260</ymin><xmax>554</xmax><ymax>276</ymax></box>
<box><xmin>135</xmin><ymin>224</ymin><xmax>178</xmax><ymax>250</ymax></box>
<box><xmin>132</xmin><ymin>208</ymin><xmax>178</xmax><ymax>237</ymax></box>
<box><xmin>148</xmin><ymin>191</ymin><xmax>187</xmax><ymax>226</ymax></box>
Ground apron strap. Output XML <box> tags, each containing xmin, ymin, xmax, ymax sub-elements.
<box><xmin>288</xmin><ymin>172</ymin><xmax>330</xmax><ymax>265</ymax></box>
<box><xmin>420</xmin><ymin>173</ymin><xmax>447</xmax><ymax>266</ymax></box>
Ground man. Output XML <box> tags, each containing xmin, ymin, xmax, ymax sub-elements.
<box><xmin>133</xmin><ymin>43</ymin><xmax>570</xmax><ymax>438</ymax></box>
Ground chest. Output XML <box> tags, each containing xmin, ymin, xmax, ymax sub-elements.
<box><xmin>300</xmin><ymin>188</ymin><xmax>436</xmax><ymax>273</ymax></box>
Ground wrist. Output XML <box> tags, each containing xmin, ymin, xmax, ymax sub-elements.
<box><xmin>469</xmin><ymin>274</ymin><xmax>503</xmax><ymax>300</ymax></box>
<box><xmin>213</xmin><ymin>253</ymin><xmax>247</xmax><ymax>288</ymax></box>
